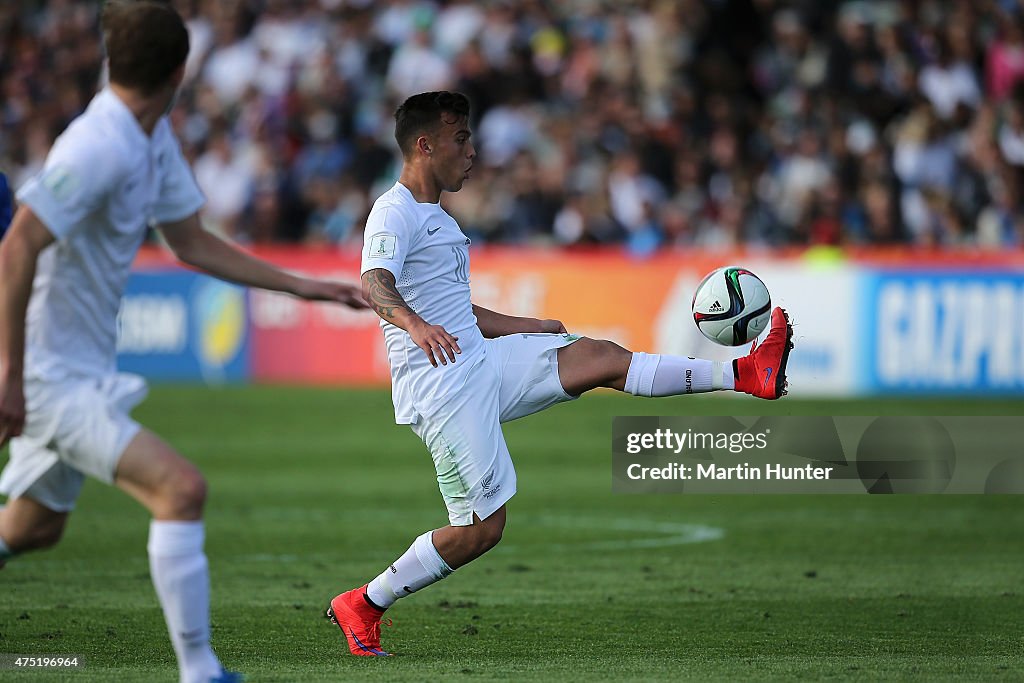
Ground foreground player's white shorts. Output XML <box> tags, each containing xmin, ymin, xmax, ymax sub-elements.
<box><xmin>411</xmin><ymin>333</ymin><xmax>581</xmax><ymax>526</ymax></box>
<box><xmin>0</xmin><ymin>373</ymin><xmax>147</xmax><ymax>512</ymax></box>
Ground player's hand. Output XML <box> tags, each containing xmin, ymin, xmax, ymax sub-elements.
<box><xmin>294</xmin><ymin>279</ymin><xmax>369</xmax><ymax>309</ymax></box>
<box><xmin>0</xmin><ymin>378</ymin><xmax>26</xmax><ymax>449</ymax></box>
<box><xmin>408</xmin><ymin>320</ymin><xmax>461</xmax><ymax>367</ymax></box>
<box><xmin>537</xmin><ymin>318</ymin><xmax>567</xmax><ymax>334</ymax></box>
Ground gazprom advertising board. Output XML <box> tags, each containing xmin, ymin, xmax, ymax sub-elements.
<box><xmin>863</xmin><ymin>269</ymin><xmax>1024</xmax><ymax>395</ymax></box>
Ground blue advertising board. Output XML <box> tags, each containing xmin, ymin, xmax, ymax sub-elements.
<box><xmin>117</xmin><ymin>270</ymin><xmax>250</xmax><ymax>382</ymax></box>
<box><xmin>863</xmin><ymin>270</ymin><xmax>1024</xmax><ymax>395</ymax></box>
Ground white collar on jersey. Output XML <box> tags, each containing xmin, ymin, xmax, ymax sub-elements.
<box><xmin>94</xmin><ymin>87</ymin><xmax>156</xmax><ymax>146</ymax></box>
<box><xmin>395</xmin><ymin>181</ymin><xmax>441</xmax><ymax>207</ymax></box>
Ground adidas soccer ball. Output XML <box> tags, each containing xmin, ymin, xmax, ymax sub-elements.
<box><xmin>692</xmin><ymin>266</ymin><xmax>771</xmax><ymax>346</ymax></box>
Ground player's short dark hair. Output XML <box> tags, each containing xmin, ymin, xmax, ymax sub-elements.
<box><xmin>394</xmin><ymin>91</ymin><xmax>471</xmax><ymax>157</ymax></box>
<box><xmin>101</xmin><ymin>0</ymin><xmax>189</xmax><ymax>94</ymax></box>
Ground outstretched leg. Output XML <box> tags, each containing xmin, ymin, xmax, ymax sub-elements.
<box><xmin>557</xmin><ymin>307</ymin><xmax>793</xmax><ymax>400</ymax></box>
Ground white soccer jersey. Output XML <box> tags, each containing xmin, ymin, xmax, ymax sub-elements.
<box><xmin>360</xmin><ymin>182</ymin><xmax>482</xmax><ymax>424</ymax></box>
<box><xmin>17</xmin><ymin>88</ymin><xmax>204</xmax><ymax>381</ymax></box>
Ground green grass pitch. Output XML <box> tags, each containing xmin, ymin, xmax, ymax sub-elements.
<box><xmin>2</xmin><ymin>387</ymin><xmax>1022</xmax><ymax>681</ymax></box>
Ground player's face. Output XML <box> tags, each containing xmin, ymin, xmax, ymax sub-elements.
<box><xmin>432</xmin><ymin>114</ymin><xmax>475</xmax><ymax>192</ymax></box>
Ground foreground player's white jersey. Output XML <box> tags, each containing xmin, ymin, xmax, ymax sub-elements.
<box><xmin>360</xmin><ymin>182</ymin><xmax>482</xmax><ymax>424</ymax></box>
<box><xmin>17</xmin><ymin>88</ymin><xmax>204</xmax><ymax>381</ymax></box>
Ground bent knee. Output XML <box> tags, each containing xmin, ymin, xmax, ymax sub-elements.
<box><xmin>479</xmin><ymin>524</ymin><xmax>503</xmax><ymax>552</ymax></box>
<box><xmin>173</xmin><ymin>467</ymin><xmax>208</xmax><ymax>510</ymax></box>
<box><xmin>32</xmin><ymin>519</ymin><xmax>66</xmax><ymax>550</ymax></box>
<box><xmin>572</xmin><ymin>337</ymin><xmax>632</xmax><ymax>385</ymax></box>
<box><xmin>588</xmin><ymin>338</ymin><xmax>630</xmax><ymax>363</ymax></box>
<box><xmin>472</xmin><ymin>515</ymin><xmax>504</xmax><ymax>554</ymax></box>
<box><xmin>158</xmin><ymin>466</ymin><xmax>207</xmax><ymax>518</ymax></box>
<box><xmin>5</xmin><ymin>516</ymin><xmax>67</xmax><ymax>553</ymax></box>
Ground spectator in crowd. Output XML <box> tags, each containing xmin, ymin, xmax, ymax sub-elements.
<box><xmin>1</xmin><ymin>0</ymin><xmax>1023</xmax><ymax>251</ymax></box>
<box><xmin>193</xmin><ymin>128</ymin><xmax>254</xmax><ymax>239</ymax></box>
<box><xmin>987</xmin><ymin>12</ymin><xmax>1024</xmax><ymax>101</ymax></box>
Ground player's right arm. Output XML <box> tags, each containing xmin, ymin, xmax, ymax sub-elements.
<box><xmin>160</xmin><ymin>213</ymin><xmax>367</xmax><ymax>308</ymax></box>
<box><xmin>361</xmin><ymin>203</ymin><xmax>461</xmax><ymax>368</ymax></box>
<box><xmin>361</xmin><ymin>268</ymin><xmax>461</xmax><ymax>367</ymax></box>
<box><xmin>0</xmin><ymin>208</ymin><xmax>56</xmax><ymax>446</ymax></box>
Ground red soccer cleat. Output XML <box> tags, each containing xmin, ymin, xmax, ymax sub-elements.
<box><xmin>733</xmin><ymin>307</ymin><xmax>793</xmax><ymax>400</ymax></box>
<box><xmin>326</xmin><ymin>585</ymin><xmax>392</xmax><ymax>656</ymax></box>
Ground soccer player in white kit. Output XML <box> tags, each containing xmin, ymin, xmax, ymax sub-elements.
<box><xmin>326</xmin><ymin>91</ymin><xmax>794</xmax><ymax>656</ymax></box>
<box><xmin>0</xmin><ymin>3</ymin><xmax>366</xmax><ymax>682</ymax></box>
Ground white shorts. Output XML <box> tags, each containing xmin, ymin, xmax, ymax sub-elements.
<box><xmin>0</xmin><ymin>373</ymin><xmax>147</xmax><ymax>512</ymax></box>
<box><xmin>411</xmin><ymin>333</ymin><xmax>581</xmax><ymax>526</ymax></box>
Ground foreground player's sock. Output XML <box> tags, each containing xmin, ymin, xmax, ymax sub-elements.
<box><xmin>624</xmin><ymin>352</ymin><xmax>734</xmax><ymax>396</ymax></box>
<box><xmin>365</xmin><ymin>531</ymin><xmax>453</xmax><ymax>609</ymax></box>
<box><xmin>147</xmin><ymin>520</ymin><xmax>223</xmax><ymax>683</ymax></box>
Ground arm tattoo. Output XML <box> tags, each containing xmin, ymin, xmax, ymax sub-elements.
<box><xmin>362</xmin><ymin>269</ymin><xmax>411</xmax><ymax>320</ymax></box>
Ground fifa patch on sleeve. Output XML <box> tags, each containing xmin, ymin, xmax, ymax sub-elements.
<box><xmin>367</xmin><ymin>232</ymin><xmax>397</xmax><ymax>260</ymax></box>
<box><xmin>40</xmin><ymin>165</ymin><xmax>80</xmax><ymax>203</ymax></box>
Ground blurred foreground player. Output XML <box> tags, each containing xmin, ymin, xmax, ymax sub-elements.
<box><xmin>0</xmin><ymin>2</ymin><xmax>365</xmax><ymax>681</ymax></box>
<box><xmin>326</xmin><ymin>91</ymin><xmax>793</xmax><ymax>656</ymax></box>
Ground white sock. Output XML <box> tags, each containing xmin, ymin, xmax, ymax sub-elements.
<box><xmin>624</xmin><ymin>352</ymin><xmax>734</xmax><ymax>396</ymax></box>
<box><xmin>147</xmin><ymin>521</ymin><xmax>222</xmax><ymax>683</ymax></box>
<box><xmin>365</xmin><ymin>531</ymin><xmax>453</xmax><ymax>610</ymax></box>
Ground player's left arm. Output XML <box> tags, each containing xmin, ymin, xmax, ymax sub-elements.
<box><xmin>471</xmin><ymin>304</ymin><xmax>566</xmax><ymax>338</ymax></box>
<box><xmin>159</xmin><ymin>213</ymin><xmax>367</xmax><ymax>308</ymax></box>
<box><xmin>0</xmin><ymin>207</ymin><xmax>56</xmax><ymax>446</ymax></box>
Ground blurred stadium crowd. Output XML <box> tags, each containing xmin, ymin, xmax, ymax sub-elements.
<box><xmin>2</xmin><ymin>0</ymin><xmax>1024</xmax><ymax>251</ymax></box>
